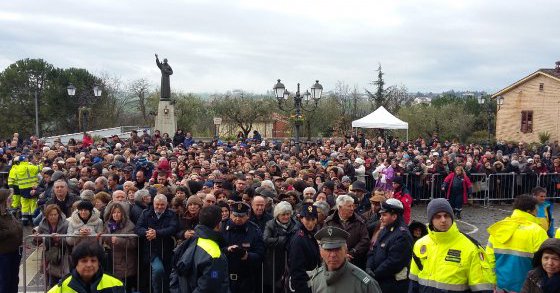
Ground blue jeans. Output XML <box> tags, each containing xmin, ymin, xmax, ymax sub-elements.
<box><xmin>150</xmin><ymin>256</ymin><xmax>165</xmax><ymax>293</ymax></box>
<box><xmin>0</xmin><ymin>250</ymin><xmax>22</xmax><ymax>293</ymax></box>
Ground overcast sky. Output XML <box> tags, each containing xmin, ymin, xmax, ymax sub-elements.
<box><xmin>1</xmin><ymin>0</ymin><xmax>559</xmax><ymax>95</ymax></box>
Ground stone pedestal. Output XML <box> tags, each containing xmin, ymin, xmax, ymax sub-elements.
<box><xmin>154</xmin><ymin>100</ymin><xmax>176</xmax><ymax>135</ymax></box>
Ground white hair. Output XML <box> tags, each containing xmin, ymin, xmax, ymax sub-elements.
<box><xmin>336</xmin><ymin>194</ymin><xmax>354</xmax><ymax>209</ymax></box>
<box><xmin>261</xmin><ymin>180</ymin><xmax>276</xmax><ymax>191</ymax></box>
<box><xmin>153</xmin><ymin>194</ymin><xmax>168</xmax><ymax>204</ymax></box>
<box><xmin>303</xmin><ymin>187</ymin><xmax>317</xmax><ymax>196</ymax></box>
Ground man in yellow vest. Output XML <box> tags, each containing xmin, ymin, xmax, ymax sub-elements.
<box><xmin>7</xmin><ymin>156</ymin><xmax>21</xmax><ymax>217</ymax></box>
<box><xmin>409</xmin><ymin>198</ymin><xmax>495</xmax><ymax>293</ymax></box>
<box><xmin>486</xmin><ymin>194</ymin><xmax>549</xmax><ymax>292</ymax></box>
<box><xmin>14</xmin><ymin>155</ymin><xmax>41</xmax><ymax>226</ymax></box>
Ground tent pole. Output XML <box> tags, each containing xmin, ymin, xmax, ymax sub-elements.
<box><xmin>406</xmin><ymin>129</ymin><xmax>409</xmax><ymax>142</ymax></box>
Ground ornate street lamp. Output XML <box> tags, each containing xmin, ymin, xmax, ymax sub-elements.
<box><xmin>273</xmin><ymin>79</ymin><xmax>323</xmax><ymax>152</ymax></box>
<box><xmin>67</xmin><ymin>84</ymin><xmax>102</xmax><ymax>133</ymax></box>
<box><xmin>478</xmin><ymin>96</ymin><xmax>493</xmax><ymax>149</ymax></box>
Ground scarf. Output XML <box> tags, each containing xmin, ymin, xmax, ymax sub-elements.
<box><xmin>107</xmin><ymin>219</ymin><xmax>120</xmax><ymax>233</ymax></box>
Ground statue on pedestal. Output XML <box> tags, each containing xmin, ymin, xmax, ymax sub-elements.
<box><xmin>155</xmin><ymin>53</ymin><xmax>173</xmax><ymax>101</ymax></box>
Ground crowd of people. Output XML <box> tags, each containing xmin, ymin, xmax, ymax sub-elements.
<box><xmin>0</xmin><ymin>129</ymin><xmax>560</xmax><ymax>293</ymax></box>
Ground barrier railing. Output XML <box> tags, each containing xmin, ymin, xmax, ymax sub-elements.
<box><xmin>538</xmin><ymin>173</ymin><xmax>560</xmax><ymax>199</ymax></box>
<box><xmin>365</xmin><ymin>172</ymin><xmax>560</xmax><ymax>205</ymax></box>
<box><xmin>22</xmin><ymin>233</ymin><xmax>139</xmax><ymax>293</ymax></box>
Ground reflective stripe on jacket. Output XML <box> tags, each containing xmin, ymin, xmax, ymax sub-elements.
<box><xmin>486</xmin><ymin>209</ymin><xmax>548</xmax><ymax>292</ymax></box>
<box><xmin>409</xmin><ymin>222</ymin><xmax>494</xmax><ymax>293</ymax></box>
<box><xmin>47</xmin><ymin>271</ymin><xmax>124</xmax><ymax>293</ymax></box>
<box><xmin>15</xmin><ymin>162</ymin><xmax>40</xmax><ymax>189</ymax></box>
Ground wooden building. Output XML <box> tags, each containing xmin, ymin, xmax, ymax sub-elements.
<box><xmin>492</xmin><ymin>61</ymin><xmax>560</xmax><ymax>143</ymax></box>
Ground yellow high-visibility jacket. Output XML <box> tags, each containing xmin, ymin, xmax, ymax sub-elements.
<box><xmin>48</xmin><ymin>271</ymin><xmax>123</xmax><ymax>293</ymax></box>
<box><xmin>486</xmin><ymin>209</ymin><xmax>548</xmax><ymax>292</ymax></box>
<box><xmin>409</xmin><ymin>222</ymin><xmax>495</xmax><ymax>293</ymax></box>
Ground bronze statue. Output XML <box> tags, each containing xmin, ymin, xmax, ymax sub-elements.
<box><xmin>155</xmin><ymin>53</ymin><xmax>173</xmax><ymax>101</ymax></box>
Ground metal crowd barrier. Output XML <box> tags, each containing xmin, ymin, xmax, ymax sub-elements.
<box><xmin>22</xmin><ymin>233</ymin><xmax>139</xmax><ymax>293</ymax></box>
<box><xmin>366</xmin><ymin>172</ymin><xmax>560</xmax><ymax>205</ymax></box>
<box><xmin>0</xmin><ymin>171</ymin><xmax>8</xmax><ymax>188</ymax></box>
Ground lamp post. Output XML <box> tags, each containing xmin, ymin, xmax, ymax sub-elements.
<box><xmin>273</xmin><ymin>79</ymin><xmax>323</xmax><ymax>153</ymax></box>
<box><xmin>478</xmin><ymin>95</ymin><xmax>504</xmax><ymax>149</ymax></box>
<box><xmin>34</xmin><ymin>80</ymin><xmax>42</xmax><ymax>138</ymax></box>
<box><xmin>67</xmin><ymin>84</ymin><xmax>102</xmax><ymax>133</ymax></box>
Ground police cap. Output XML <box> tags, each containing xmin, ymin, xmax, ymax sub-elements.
<box><xmin>314</xmin><ymin>226</ymin><xmax>350</xmax><ymax>249</ymax></box>
<box><xmin>231</xmin><ymin>201</ymin><xmax>250</xmax><ymax>216</ymax></box>
<box><xmin>379</xmin><ymin>198</ymin><xmax>404</xmax><ymax>214</ymax></box>
<box><xmin>300</xmin><ymin>204</ymin><xmax>318</xmax><ymax>219</ymax></box>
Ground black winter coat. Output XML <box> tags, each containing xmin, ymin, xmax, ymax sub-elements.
<box><xmin>135</xmin><ymin>207</ymin><xmax>179</xmax><ymax>269</ymax></box>
<box><xmin>287</xmin><ymin>222</ymin><xmax>320</xmax><ymax>293</ymax></box>
<box><xmin>367</xmin><ymin>217</ymin><xmax>412</xmax><ymax>284</ymax></box>
<box><xmin>262</xmin><ymin>218</ymin><xmax>298</xmax><ymax>287</ymax></box>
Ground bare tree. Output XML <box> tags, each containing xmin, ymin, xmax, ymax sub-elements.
<box><xmin>128</xmin><ymin>78</ymin><xmax>152</xmax><ymax>121</ymax></box>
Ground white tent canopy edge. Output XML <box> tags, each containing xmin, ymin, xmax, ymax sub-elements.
<box><xmin>351</xmin><ymin>106</ymin><xmax>409</xmax><ymax>141</ymax></box>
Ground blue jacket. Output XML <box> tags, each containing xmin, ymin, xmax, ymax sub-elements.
<box><xmin>536</xmin><ymin>201</ymin><xmax>554</xmax><ymax>237</ymax></box>
<box><xmin>170</xmin><ymin>225</ymin><xmax>230</xmax><ymax>293</ymax></box>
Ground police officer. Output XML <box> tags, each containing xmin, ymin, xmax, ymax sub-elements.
<box><xmin>286</xmin><ymin>204</ymin><xmax>321</xmax><ymax>293</ymax></box>
<box><xmin>409</xmin><ymin>198</ymin><xmax>495</xmax><ymax>293</ymax></box>
<box><xmin>222</xmin><ymin>201</ymin><xmax>265</xmax><ymax>293</ymax></box>
<box><xmin>311</xmin><ymin>226</ymin><xmax>382</xmax><ymax>293</ymax></box>
<box><xmin>366</xmin><ymin>198</ymin><xmax>413</xmax><ymax>293</ymax></box>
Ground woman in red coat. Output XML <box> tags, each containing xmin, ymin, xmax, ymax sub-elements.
<box><xmin>441</xmin><ymin>166</ymin><xmax>472</xmax><ymax>219</ymax></box>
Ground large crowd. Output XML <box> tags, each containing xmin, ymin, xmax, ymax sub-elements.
<box><xmin>1</xmin><ymin>129</ymin><xmax>560</xmax><ymax>293</ymax></box>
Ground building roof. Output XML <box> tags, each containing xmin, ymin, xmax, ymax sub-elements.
<box><xmin>492</xmin><ymin>68</ymin><xmax>560</xmax><ymax>98</ymax></box>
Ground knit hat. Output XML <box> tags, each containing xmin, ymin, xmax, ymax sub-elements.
<box><xmin>186</xmin><ymin>195</ymin><xmax>203</xmax><ymax>207</ymax></box>
<box><xmin>274</xmin><ymin>201</ymin><xmax>293</xmax><ymax>218</ymax></box>
<box><xmin>77</xmin><ymin>200</ymin><xmax>94</xmax><ymax>212</ymax></box>
<box><xmin>427</xmin><ymin>198</ymin><xmax>453</xmax><ymax>221</ymax></box>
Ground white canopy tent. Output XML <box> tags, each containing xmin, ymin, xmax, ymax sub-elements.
<box><xmin>351</xmin><ymin>106</ymin><xmax>409</xmax><ymax>140</ymax></box>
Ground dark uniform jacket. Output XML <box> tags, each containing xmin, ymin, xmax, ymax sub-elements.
<box><xmin>170</xmin><ymin>225</ymin><xmax>230</xmax><ymax>293</ymax></box>
<box><xmin>367</xmin><ymin>216</ymin><xmax>413</xmax><ymax>292</ymax></box>
<box><xmin>221</xmin><ymin>219</ymin><xmax>265</xmax><ymax>292</ymax></box>
<box><xmin>287</xmin><ymin>222</ymin><xmax>321</xmax><ymax>293</ymax></box>
<box><xmin>325</xmin><ymin>211</ymin><xmax>370</xmax><ymax>269</ymax></box>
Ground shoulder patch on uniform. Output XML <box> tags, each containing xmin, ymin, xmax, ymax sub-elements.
<box><xmin>420</xmin><ymin>245</ymin><xmax>427</xmax><ymax>254</ymax></box>
<box><xmin>351</xmin><ymin>267</ymin><xmax>370</xmax><ymax>284</ymax></box>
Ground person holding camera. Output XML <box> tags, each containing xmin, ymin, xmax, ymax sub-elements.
<box><xmin>221</xmin><ymin>202</ymin><xmax>265</xmax><ymax>293</ymax></box>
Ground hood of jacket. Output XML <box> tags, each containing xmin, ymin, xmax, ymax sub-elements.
<box><xmin>487</xmin><ymin>209</ymin><xmax>538</xmax><ymax>244</ymax></box>
<box><xmin>532</xmin><ymin>238</ymin><xmax>560</xmax><ymax>268</ymax></box>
